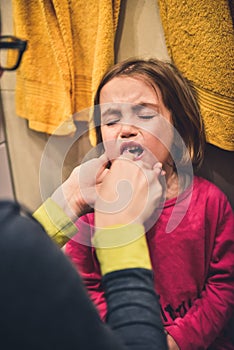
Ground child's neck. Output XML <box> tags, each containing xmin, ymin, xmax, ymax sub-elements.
<box><xmin>165</xmin><ymin>167</ymin><xmax>192</xmax><ymax>200</ymax></box>
<box><xmin>165</xmin><ymin>170</ymin><xmax>179</xmax><ymax>200</ymax></box>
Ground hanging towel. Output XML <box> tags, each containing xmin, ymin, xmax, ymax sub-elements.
<box><xmin>158</xmin><ymin>0</ymin><xmax>234</xmax><ymax>151</ymax></box>
<box><xmin>12</xmin><ymin>0</ymin><xmax>121</xmax><ymax>136</ymax></box>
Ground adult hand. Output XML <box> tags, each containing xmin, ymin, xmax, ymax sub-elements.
<box><xmin>51</xmin><ymin>154</ymin><xmax>109</xmax><ymax>220</ymax></box>
<box><xmin>95</xmin><ymin>155</ymin><xmax>165</xmax><ymax>229</ymax></box>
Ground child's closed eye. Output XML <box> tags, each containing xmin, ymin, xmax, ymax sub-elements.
<box><xmin>105</xmin><ymin>119</ymin><xmax>120</xmax><ymax>126</ymax></box>
<box><xmin>138</xmin><ymin>115</ymin><xmax>157</xmax><ymax>120</ymax></box>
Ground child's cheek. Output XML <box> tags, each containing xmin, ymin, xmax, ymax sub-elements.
<box><xmin>102</xmin><ymin>137</ymin><xmax>119</xmax><ymax>162</ymax></box>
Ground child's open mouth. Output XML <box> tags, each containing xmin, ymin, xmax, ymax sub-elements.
<box><xmin>120</xmin><ymin>142</ymin><xmax>144</xmax><ymax>160</ymax></box>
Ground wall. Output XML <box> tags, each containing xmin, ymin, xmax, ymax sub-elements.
<box><xmin>115</xmin><ymin>0</ymin><xmax>169</xmax><ymax>61</ymax></box>
<box><xmin>1</xmin><ymin>0</ymin><xmax>233</xmax><ymax>210</ymax></box>
<box><xmin>1</xmin><ymin>0</ymin><xmax>92</xmax><ymax>210</ymax></box>
<box><xmin>0</xmin><ymin>93</ymin><xmax>14</xmax><ymax>200</ymax></box>
<box><xmin>0</xmin><ymin>0</ymin><xmax>16</xmax><ymax>201</ymax></box>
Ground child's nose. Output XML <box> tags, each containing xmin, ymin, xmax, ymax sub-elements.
<box><xmin>119</xmin><ymin>123</ymin><xmax>138</xmax><ymax>138</ymax></box>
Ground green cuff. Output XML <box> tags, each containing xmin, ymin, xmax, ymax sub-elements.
<box><xmin>93</xmin><ymin>224</ymin><xmax>152</xmax><ymax>276</ymax></box>
<box><xmin>33</xmin><ymin>198</ymin><xmax>77</xmax><ymax>248</ymax></box>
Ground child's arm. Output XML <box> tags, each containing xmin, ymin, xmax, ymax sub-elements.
<box><xmin>165</xmin><ymin>195</ymin><xmax>234</xmax><ymax>350</ymax></box>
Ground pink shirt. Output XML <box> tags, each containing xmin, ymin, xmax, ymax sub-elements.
<box><xmin>66</xmin><ymin>176</ymin><xmax>234</xmax><ymax>349</ymax></box>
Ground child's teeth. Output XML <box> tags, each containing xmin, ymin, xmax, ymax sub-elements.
<box><xmin>128</xmin><ymin>147</ymin><xmax>142</xmax><ymax>156</ymax></box>
<box><xmin>121</xmin><ymin>145</ymin><xmax>143</xmax><ymax>157</ymax></box>
<box><xmin>129</xmin><ymin>149</ymin><xmax>138</xmax><ymax>154</ymax></box>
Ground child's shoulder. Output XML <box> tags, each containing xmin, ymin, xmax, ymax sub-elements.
<box><xmin>194</xmin><ymin>175</ymin><xmax>222</xmax><ymax>191</ymax></box>
<box><xmin>193</xmin><ymin>176</ymin><xmax>230</xmax><ymax>206</ymax></box>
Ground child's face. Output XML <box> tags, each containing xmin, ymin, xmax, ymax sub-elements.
<box><xmin>99</xmin><ymin>76</ymin><xmax>174</xmax><ymax>169</ymax></box>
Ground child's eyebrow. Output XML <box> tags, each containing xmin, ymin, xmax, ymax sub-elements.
<box><xmin>101</xmin><ymin>107</ymin><xmax>122</xmax><ymax>119</ymax></box>
<box><xmin>132</xmin><ymin>103</ymin><xmax>159</xmax><ymax>113</ymax></box>
<box><xmin>101</xmin><ymin>103</ymin><xmax>159</xmax><ymax>119</ymax></box>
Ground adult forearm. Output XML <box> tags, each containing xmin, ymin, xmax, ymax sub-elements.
<box><xmin>103</xmin><ymin>268</ymin><xmax>168</xmax><ymax>350</ymax></box>
<box><xmin>33</xmin><ymin>198</ymin><xmax>77</xmax><ymax>247</ymax></box>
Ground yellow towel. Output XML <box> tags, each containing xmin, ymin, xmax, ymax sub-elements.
<box><xmin>12</xmin><ymin>0</ymin><xmax>121</xmax><ymax>136</ymax></box>
<box><xmin>158</xmin><ymin>0</ymin><xmax>234</xmax><ymax>151</ymax></box>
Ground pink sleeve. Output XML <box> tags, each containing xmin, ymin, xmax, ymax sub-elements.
<box><xmin>166</xmin><ymin>193</ymin><xmax>234</xmax><ymax>350</ymax></box>
<box><xmin>65</xmin><ymin>214</ymin><xmax>107</xmax><ymax>320</ymax></box>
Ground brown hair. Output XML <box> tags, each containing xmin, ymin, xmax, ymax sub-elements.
<box><xmin>93</xmin><ymin>58</ymin><xmax>205</xmax><ymax>170</ymax></box>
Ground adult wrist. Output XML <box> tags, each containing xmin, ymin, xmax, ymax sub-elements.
<box><xmin>51</xmin><ymin>186</ymin><xmax>78</xmax><ymax>222</ymax></box>
<box><xmin>93</xmin><ymin>224</ymin><xmax>152</xmax><ymax>276</ymax></box>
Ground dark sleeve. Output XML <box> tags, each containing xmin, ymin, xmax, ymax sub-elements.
<box><xmin>0</xmin><ymin>201</ymin><xmax>124</xmax><ymax>350</ymax></box>
<box><xmin>103</xmin><ymin>268</ymin><xmax>168</xmax><ymax>350</ymax></box>
<box><xmin>0</xmin><ymin>201</ymin><xmax>167</xmax><ymax>350</ymax></box>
